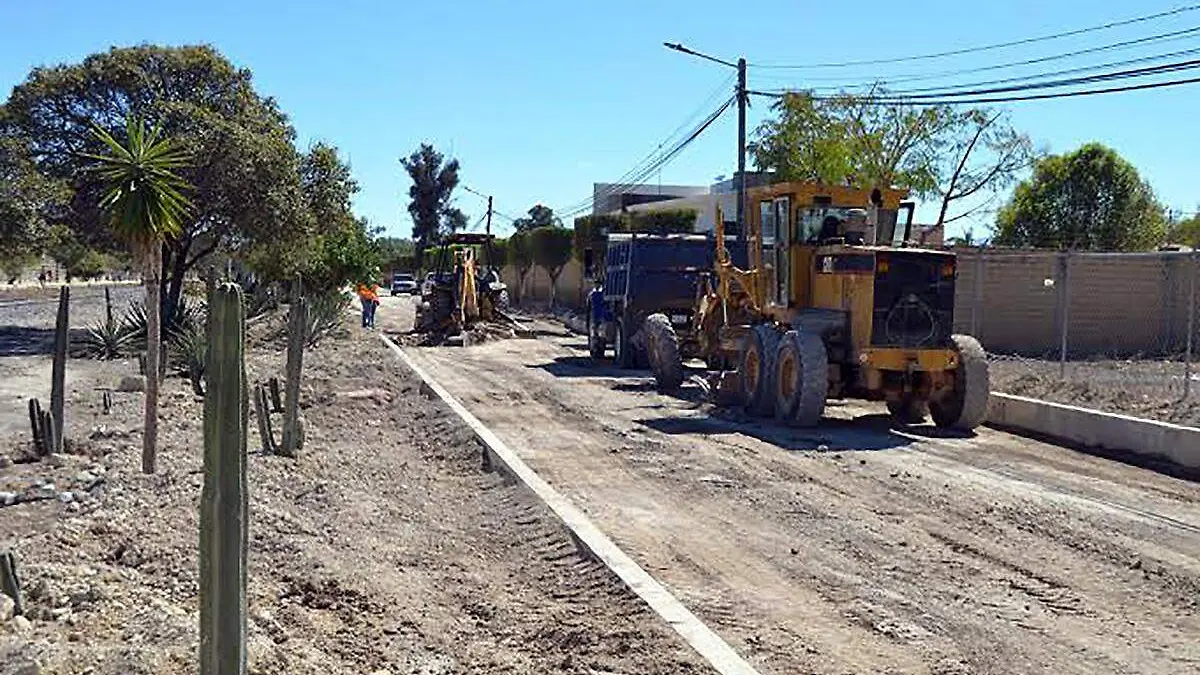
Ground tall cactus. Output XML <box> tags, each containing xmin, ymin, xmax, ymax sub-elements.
<box><xmin>50</xmin><ymin>285</ymin><xmax>69</xmax><ymax>454</ymax></box>
<box><xmin>199</xmin><ymin>283</ymin><xmax>248</xmax><ymax>675</ymax></box>
<box><xmin>280</xmin><ymin>275</ymin><xmax>305</xmax><ymax>458</ymax></box>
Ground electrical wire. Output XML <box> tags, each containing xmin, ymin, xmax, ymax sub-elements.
<box><xmin>750</xmin><ymin>73</ymin><xmax>1200</xmax><ymax>105</ymax></box>
<box><xmin>789</xmin><ymin>42</ymin><xmax>1200</xmax><ymax>94</ymax></box>
<box><xmin>556</xmin><ymin>73</ymin><xmax>735</xmax><ymax>216</ymax></box>
<box><xmin>828</xmin><ymin>57</ymin><xmax>1200</xmax><ymax>101</ymax></box>
<box><xmin>560</xmin><ymin>95</ymin><xmax>735</xmax><ymax>217</ymax></box>
<box><xmin>750</xmin><ymin>3</ymin><xmax>1200</xmax><ymax>69</ymax></box>
<box><xmin>755</xmin><ymin>24</ymin><xmax>1200</xmax><ymax>90</ymax></box>
<box><xmin>559</xmin><ymin>94</ymin><xmax>736</xmax><ymax>218</ymax></box>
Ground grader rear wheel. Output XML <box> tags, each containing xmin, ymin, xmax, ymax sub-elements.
<box><xmin>930</xmin><ymin>334</ymin><xmax>990</xmax><ymax>431</ymax></box>
<box><xmin>739</xmin><ymin>325</ymin><xmax>781</xmax><ymax>417</ymax></box>
<box><xmin>774</xmin><ymin>330</ymin><xmax>828</xmax><ymax>427</ymax></box>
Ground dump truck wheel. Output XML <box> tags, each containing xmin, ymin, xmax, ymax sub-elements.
<box><xmin>645</xmin><ymin>313</ymin><xmax>684</xmax><ymax>392</ymax></box>
<box><xmin>614</xmin><ymin>317</ymin><xmax>636</xmax><ymax>369</ymax></box>
<box><xmin>739</xmin><ymin>324</ymin><xmax>781</xmax><ymax>417</ymax></box>
<box><xmin>887</xmin><ymin>398</ymin><xmax>928</xmax><ymax>425</ymax></box>
<box><xmin>930</xmin><ymin>334</ymin><xmax>990</xmax><ymax>431</ymax></box>
<box><xmin>774</xmin><ymin>330</ymin><xmax>828</xmax><ymax>427</ymax></box>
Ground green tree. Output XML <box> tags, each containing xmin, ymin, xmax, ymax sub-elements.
<box><xmin>508</xmin><ymin>230</ymin><xmax>534</xmax><ymax>303</ymax></box>
<box><xmin>994</xmin><ymin>143</ymin><xmax>1165</xmax><ymax>251</ymax></box>
<box><xmin>513</xmin><ymin>204</ymin><xmax>560</xmax><ymax>232</ymax></box>
<box><xmin>87</xmin><ymin>115</ymin><xmax>192</xmax><ymax>475</ymax></box>
<box><xmin>376</xmin><ymin>236</ymin><xmax>415</xmax><ymax>272</ymax></box>
<box><xmin>935</xmin><ymin>110</ymin><xmax>1035</xmax><ymax>227</ymax></box>
<box><xmin>400</xmin><ymin>143</ymin><xmax>464</xmax><ymax>269</ymax></box>
<box><xmin>269</xmin><ymin>142</ymin><xmax>379</xmax><ymax>292</ymax></box>
<box><xmin>0</xmin><ymin>136</ymin><xmax>68</xmax><ymax>270</ymax></box>
<box><xmin>1</xmin><ymin>44</ymin><xmax>311</xmax><ymax>327</ymax></box>
<box><xmin>530</xmin><ymin>226</ymin><xmax>573</xmax><ymax>307</ymax></box>
<box><xmin>750</xmin><ymin>90</ymin><xmax>1033</xmax><ymax>224</ymax></box>
<box><xmin>1166</xmin><ymin>210</ymin><xmax>1200</xmax><ymax>247</ymax></box>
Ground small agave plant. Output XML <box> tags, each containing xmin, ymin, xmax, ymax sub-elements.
<box><xmin>80</xmin><ymin>315</ymin><xmax>136</xmax><ymax>360</ymax></box>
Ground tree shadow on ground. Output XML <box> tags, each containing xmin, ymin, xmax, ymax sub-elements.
<box><xmin>0</xmin><ymin>326</ymin><xmax>93</xmax><ymax>357</ymax></box>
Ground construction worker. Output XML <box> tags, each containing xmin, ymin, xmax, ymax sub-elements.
<box><xmin>356</xmin><ymin>280</ymin><xmax>380</xmax><ymax>328</ymax></box>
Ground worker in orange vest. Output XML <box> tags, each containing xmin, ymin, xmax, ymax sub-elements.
<box><xmin>356</xmin><ymin>281</ymin><xmax>381</xmax><ymax>328</ymax></box>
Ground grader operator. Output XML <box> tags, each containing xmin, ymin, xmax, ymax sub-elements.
<box><xmin>642</xmin><ymin>182</ymin><xmax>989</xmax><ymax>431</ymax></box>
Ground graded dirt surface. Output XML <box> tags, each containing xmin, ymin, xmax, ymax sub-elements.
<box><xmin>385</xmin><ymin>295</ymin><xmax>1200</xmax><ymax>675</ymax></box>
<box><xmin>0</xmin><ymin>294</ymin><xmax>707</xmax><ymax>674</ymax></box>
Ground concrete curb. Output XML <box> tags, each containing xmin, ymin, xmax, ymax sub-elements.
<box><xmin>988</xmin><ymin>392</ymin><xmax>1200</xmax><ymax>469</ymax></box>
<box><xmin>380</xmin><ymin>334</ymin><xmax>762</xmax><ymax>675</ymax></box>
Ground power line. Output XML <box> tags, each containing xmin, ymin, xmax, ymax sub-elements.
<box><xmin>755</xmin><ymin>24</ymin><xmax>1200</xmax><ymax>90</ymax></box>
<box><xmin>836</xmin><ymin>45</ymin><xmax>1200</xmax><ymax>95</ymax></box>
<box><xmin>834</xmin><ymin>58</ymin><xmax>1200</xmax><ymax>101</ymax></box>
<box><xmin>786</xmin><ymin>42</ymin><xmax>1200</xmax><ymax>94</ymax></box>
<box><xmin>559</xmin><ymin>94</ymin><xmax>736</xmax><ymax>218</ymax></box>
<box><xmin>557</xmin><ymin>74</ymin><xmax>734</xmax><ymax>215</ymax></box>
<box><xmin>556</xmin><ymin>73</ymin><xmax>736</xmax><ymax>216</ymax></box>
<box><xmin>750</xmin><ymin>3</ymin><xmax>1200</xmax><ymax>69</ymax></box>
<box><xmin>750</xmin><ymin>73</ymin><xmax>1200</xmax><ymax>106</ymax></box>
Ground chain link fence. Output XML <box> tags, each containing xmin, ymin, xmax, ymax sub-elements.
<box><xmin>954</xmin><ymin>248</ymin><xmax>1200</xmax><ymax>426</ymax></box>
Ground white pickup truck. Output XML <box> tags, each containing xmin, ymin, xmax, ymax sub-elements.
<box><xmin>390</xmin><ymin>273</ymin><xmax>417</xmax><ymax>296</ymax></box>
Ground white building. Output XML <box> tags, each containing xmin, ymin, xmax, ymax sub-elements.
<box><xmin>591</xmin><ymin>182</ymin><xmax>709</xmax><ymax>215</ymax></box>
<box><xmin>604</xmin><ymin>172</ymin><xmax>775</xmax><ymax>233</ymax></box>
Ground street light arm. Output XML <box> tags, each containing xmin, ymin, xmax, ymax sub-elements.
<box><xmin>662</xmin><ymin>41</ymin><xmax>739</xmax><ymax>69</ymax></box>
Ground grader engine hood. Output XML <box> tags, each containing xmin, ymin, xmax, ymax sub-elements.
<box><xmin>870</xmin><ymin>251</ymin><xmax>956</xmax><ymax>349</ymax></box>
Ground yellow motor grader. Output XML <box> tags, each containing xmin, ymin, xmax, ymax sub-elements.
<box><xmin>642</xmin><ymin>181</ymin><xmax>989</xmax><ymax>430</ymax></box>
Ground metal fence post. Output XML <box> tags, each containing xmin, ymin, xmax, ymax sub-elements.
<box><xmin>1186</xmin><ymin>250</ymin><xmax>1196</xmax><ymax>398</ymax></box>
<box><xmin>1058</xmin><ymin>250</ymin><xmax>1071</xmax><ymax>379</ymax></box>
<box><xmin>971</xmin><ymin>249</ymin><xmax>984</xmax><ymax>338</ymax></box>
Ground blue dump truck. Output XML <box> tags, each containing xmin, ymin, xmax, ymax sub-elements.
<box><xmin>587</xmin><ymin>232</ymin><xmax>747</xmax><ymax>369</ymax></box>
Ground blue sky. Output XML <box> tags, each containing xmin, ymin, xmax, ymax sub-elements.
<box><xmin>2</xmin><ymin>0</ymin><xmax>1197</xmax><ymax>239</ymax></box>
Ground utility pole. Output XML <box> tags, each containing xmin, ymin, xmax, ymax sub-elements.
<box><xmin>486</xmin><ymin>195</ymin><xmax>493</xmax><ymax>237</ymax></box>
<box><xmin>663</xmin><ymin>43</ymin><xmax>747</xmax><ymax>241</ymax></box>
<box><xmin>736</xmin><ymin>57</ymin><xmax>747</xmax><ymax>243</ymax></box>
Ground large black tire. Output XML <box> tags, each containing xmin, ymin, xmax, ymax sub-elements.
<box><xmin>887</xmin><ymin>398</ymin><xmax>929</xmax><ymax>425</ymax></box>
<box><xmin>774</xmin><ymin>330</ymin><xmax>828</xmax><ymax>427</ymax></box>
<box><xmin>614</xmin><ymin>317</ymin><xmax>636</xmax><ymax>369</ymax></box>
<box><xmin>930</xmin><ymin>334</ymin><xmax>990</xmax><ymax>431</ymax></box>
<box><xmin>644</xmin><ymin>313</ymin><xmax>684</xmax><ymax>392</ymax></box>
<box><xmin>739</xmin><ymin>324</ymin><xmax>781</xmax><ymax>417</ymax></box>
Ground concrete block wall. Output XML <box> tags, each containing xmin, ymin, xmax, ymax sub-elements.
<box><xmin>503</xmin><ymin>246</ymin><xmax>1200</xmax><ymax>356</ymax></box>
<box><xmin>954</xmin><ymin>249</ymin><xmax>1198</xmax><ymax>357</ymax></box>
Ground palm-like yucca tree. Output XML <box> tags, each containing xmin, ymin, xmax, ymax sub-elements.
<box><xmin>86</xmin><ymin>116</ymin><xmax>192</xmax><ymax>474</ymax></box>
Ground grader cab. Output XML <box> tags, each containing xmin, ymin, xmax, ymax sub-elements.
<box><xmin>644</xmin><ymin>181</ymin><xmax>989</xmax><ymax>431</ymax></box>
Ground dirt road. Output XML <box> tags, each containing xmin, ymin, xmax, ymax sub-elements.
<box><xmin>384</xmin><ymin>295</ymin><xmax>1200</xmax><ymax>675</ymax></box>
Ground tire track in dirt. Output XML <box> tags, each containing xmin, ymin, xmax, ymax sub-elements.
<box><xmin>407</xmin><ymin>329</ymin><xmax>1200</xmax><ymax>675</ymax></box>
